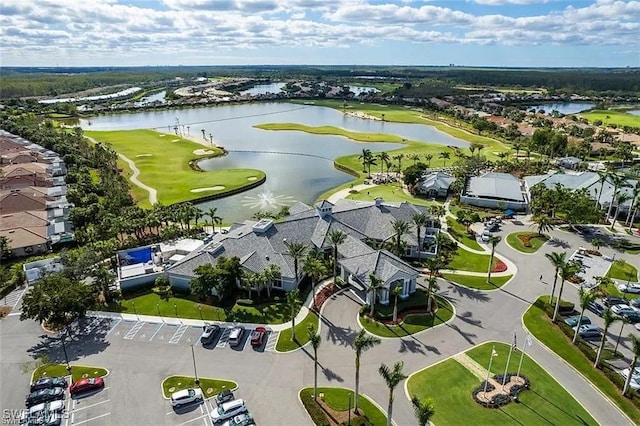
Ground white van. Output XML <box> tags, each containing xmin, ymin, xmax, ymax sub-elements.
<box><xmin>228</xmin><ymin>326</ymin><xmax>245</xmax><ymax>347</ymax></box>
<box><xmin>210</xmin><ymin>399</ymin><xmax>247</xmax><ymax>423</ymax></box>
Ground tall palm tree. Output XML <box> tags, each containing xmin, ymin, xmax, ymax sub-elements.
<box><xmin>391</xmin><ymin>285</ymin><xmax>403</xmax><ymax>324</ymax></box>
<box><xmin>553</xmin><ymin>260</ymin><xmax>583</xmax><ymax>323</ymax></box>
<box><xmin>411</xmin><ymin>395</ymin><xmax>436</xmax><ymax>426</ymax></box>
<box><xmin>392</xmin><ymin>154</ymin><xmax>404</xmax><ymax>174</ymax></box>
<box><xmin>439</xmin><ymin>151</ymin><xmax>451</xmax><ymax>168</ymax></box>
<box><xmin>545</xmin><ymin>251</ymin><xmax>567</xmax><ymax>305</ymax></box>
<box><xmin>262</xmin><ymin>263</ymin><xmax>281</xmax><ymax>299</ymax></box>
<box><xmin>353</xmin><ymin>329</ymin><xmax>381</xmax><ymax>413</ymax></box>
<box><xmin>378</xmin><ymin>152</ymin><xmax>390</xmax><ymax>175</ymax></box>
<box><xmin>486</xmin><ymin>235</ymin><xmax>501</xmax><ymax>284</ymax></box>
<box><xmin>286</xmin><ymin>289</ymin><xmax>301</xmax><ymax>342</ymax></box>
<box><xmin>605</xmin><ymin>173</ymin><xmax>626</xmax><ymax>221</ymax></box>
<box><xmin>359</xmin><ymin>149</ymin><xmax>372</xmax><ymax>174</ymax></box>
<box><xmin>594</xmin><ymin>169</ymin><xmax>614</xmax><ymax>209</ymax></box>
<box><xmin>425</xmin><ymin>276</ymin><xmax>440</xmax><ymax>314</ymax></box>
<box><xmin>307</xmin><ymin>325</ymin><xmax>321</xmax><ymax>400</ymax></box>
<box><xmin>285</xmin><ymin>241</ymin><xmax>307</xmax><ymax>287</ymax></box>
<box><xmin>533</xmin><ymin>215</ymin><xmax>554</xmax><ymax>236</ymax></box>
<box><xmin>610</xmin><ymin>192</ymin><xmax>630</xmax><ymax>231</ymax></box>
<box><xmin>391</xmin><ymin>219</ymin><xmax>411</xmax><ymax>257</ymax></box>
<box><xmin>623</xmin><ymin>334</ymin><xmax>640</xmax><ymax>395</ymax></box>
<box><xmin>328</xmin><ymin>229</ymin><xmax>347</xmax><ymax>286</ymax></box>
<box><xmin>512</xmin><ymin>142</ymin><xmax>523</xmax><ymax>160</ymax></box>
<box><xmin>193</xmin><ymin>208</ymin><xmax>204</xmax><ymax>228</ymax></box>
<box><xmin>303</xmin><ymin>256</ymin><xmax>328</xmax><ymax>313</ymax></box>
<box><xmin>573</xmin><ymin>287</ymin><xmax>597</xmax><ymax>343</ymax></box>
<box><xmin>424</xmin><ymin>153</ymin><xmax>433</xmax><ymax>168</ymax></box>
<box><xmin>412</xmin><ymin>213</ymin><xmax>428</xmax><ymax>261</ymax></box>
<box><xmin>368</xmin><ymin>274</ymin><xmax>385</xmax><ymax>317</ymax></box>
<box><xmin>595</xmin><ymin>307</ymin><xmax>618</xmax><ymax>368</ymax></box>
<box><xmin>207</xmin><ymin>206</ymin><xmax>222</xmax><ymax>233</ymax></box>
<box><xmin>378</xmin><ymin>361</ymin><xmax>408</xmax><ymax>426</ymax></box>
<box><xmin>625</xmin><ymin>182</ymin><xmax>640</xmax><ymax>227</ymax></box>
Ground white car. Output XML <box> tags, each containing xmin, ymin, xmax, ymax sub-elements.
<box><xmin>481</xmin><ymin>230</ymin><xmax>491</xmax><ymax>242</ymax></box>
<box><xmin>617</xmin><ymin>283</ymin><xmax>640</xmax><ymax>294</ymax></box>
<box><xmin>221</xmin><ymin>412</ymin><xmax>255</xmax><ymax>426</ymax></box>
<box><xmin>611</xmin><ymin>304</ymin><xmax>637</xmax><ymax>316</ymax></box>
<box><xmin>210</xmin><ymin>399</ymin><xmax>247</xmax><ymax>424</ymax></box>
<box><xmin>621</xmin><ymin>368</ymin><xmax>640</xmax><ymax>390</ymax></box>
<box><xmin>170</xmin><ymin>388</ymin><xmax>203</xmax><ymax>407</ymax></box>
<box><xmin>20</xmin><ymin>400</ymin><xmax>65</xmax><ymax>425</ymax></box>
<box><xmin>573</xmin><ymin>324</ymin><xmax>601</xmax><ymax>338</ymax></box>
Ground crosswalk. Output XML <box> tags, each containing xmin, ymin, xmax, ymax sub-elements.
<box><xmin>169</xmin><ymin>324</ymin><xmax>189</xmax><ymax>344</ymax></box>
<box><xmin>0</xmin><ymin>286</ymin><xmax>27</xmax><ymax>309</ymax></box>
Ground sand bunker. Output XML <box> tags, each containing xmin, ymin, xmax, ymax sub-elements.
<box><xmin>247</xmin><ymin>176</ymin><xmax>258</xmax><ymax>181</ymax></box>
<box><xmin>190</xmin><ymin>186</ymin><xmax>225</xmax><ymax>193</ymax></box>
<box><xmin>171</xmin><ymin>139</ymin><xmax>180</xmax><ymax>142</ymax></box>
<box><xmin>193</xmin><ymin>149</ymin><xmax>215</xmax><ymax>155</ymax></box>
<box><xmin>136</xmin><ymin>154</ymin><xmax>152</xmax><ymax>157</ymax></box>
<box><xmin>158</xmin><ymin>134</ymin><xmax>166</xmax><ymax>137</ymax></box>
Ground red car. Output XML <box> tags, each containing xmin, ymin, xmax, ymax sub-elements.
<box><xmin>250</xmin><ymin>327</ymin><xmax>267</xmax><ymax>346</ymax></box>
<box><xmin>69</xmin><ymin>377</ymin><xmax>104</xmax><ymax>396</ymax></box>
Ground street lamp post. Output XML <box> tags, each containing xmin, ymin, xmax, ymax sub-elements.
<box><xmin>198</xmin><ymin>305</ymin><xmax>203</xmax><ymax>320</ymax></box>
<box><xmin>60</xmin><ymin>334</ymin><xmax>71</xmax><ymax>376</ymax></box>
<box><xmin>191</xmin><ymin>344</ymin><xmax>200</xmax><ymax>386</ymax></box>
<box><xmin>132</xmin><ymin>300</ymin><xmax>137</xmax><ymax>316</ymax></box>
<box><xmin>156</xmin><ymin>302</ymin><xmax>163</xmax><ymax>322</ymax></box>
<box><xmin>347</xmin><ymin>393</ymin><xmax>352</xmax><ymax>426</ymax></box>
<box><xmin>174</xmin><ymin>304</ymin><xmax>178</xmax><ymax>318</ymax></box>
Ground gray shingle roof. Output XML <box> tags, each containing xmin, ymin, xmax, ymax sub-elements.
<box><xmin>465</xmin><ymin>173</ymin><xmax>524</xmax><ymax>202</ymax></box>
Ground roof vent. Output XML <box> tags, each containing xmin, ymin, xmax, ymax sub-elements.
<box><xmin>253</xmin><ymin>219</ymin><xmax>273</xmax><ymax>234</ymax></box>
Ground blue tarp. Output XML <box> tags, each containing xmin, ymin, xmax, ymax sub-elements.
<box><xmin>504</xmin><ymin>209</ymin><xmax>515</xmax><ymax>216</ymax></box>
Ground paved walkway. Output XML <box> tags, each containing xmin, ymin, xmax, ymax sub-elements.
<box><xmin>326</xmin><ymin>182</ymin><xmax>378</xmax><ymax>204</ymax></box>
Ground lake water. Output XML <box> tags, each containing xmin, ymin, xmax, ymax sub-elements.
<box><xmin>525</xmin><ymin>102</ymin><xmax>595</xmax><ymax>115</ymax></box>
<box><xmin>240</xmin><ymin>83</ymin><xmax>286</xmax><ymax>96</ymax></box>
<box><xmin>629</xmin><ymin>110</ymin><xmax>640</xmax><ymax>116</ymax></box>
<box><xmin>81</xmin><ymin>102</ymin><xmax>467</xmax><ymax>221</ymax></box>
<box><xmin>135</xmin><ymin>90</ymin><xmax>166</xmax><ymax>106</ymax></box>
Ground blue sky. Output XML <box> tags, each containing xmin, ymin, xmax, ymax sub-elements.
<box><xmin>1</xmin><ymin>0</ymin><xmax>638</xmax><ymax>67</ymax></box>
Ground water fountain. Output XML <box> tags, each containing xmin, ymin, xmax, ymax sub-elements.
<box><xmin>241</xmin><ymin>190</ymin><xmax>296</xmax><ymax>211</ymax></box>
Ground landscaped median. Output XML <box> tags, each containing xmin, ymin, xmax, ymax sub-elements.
<box><xmin>406</xmin><ymin>342</ymin><xmax>597</xmax><ymax>426</ymax></box>
<box><xmin>447</xmin><ymin>247</ymin><xmax>506</xmax><ymax>273</ymax></box>
<box><xmin>446</xmin><ymin>218</ymin><xmax>483</xmax><ymax>251</ymax></box>
<box><xmin>523</xmin><ymin>296</ymin><xmax>640</xmax><ymax>423</ymax></box>
<box><xmin>505</xmin><ymin>231</ymin><xmax>549</xmax><ymax>253</ymax></box>
<box><xmin>276</xmin><ymin>311</ymin><xmax>319</xmax><ymax>352</ymax></box>
<box><xmin>161</xmin><ymin>375</ymin><xmax>237</xmax><ymax>399</ymax></box>
<box><xmin>299</xmin><ymin>387</ymin><xmax>387</xmax><ymax>426</ymax></box>
<box><xmin>32</xmin><ymin>364</ymin><xmax>108</xmax><ymax>382</ymax></box>
<box><xmin>441</xmin><ymin>274</ymin><xmax>512</xmax><ymax>290</ymax></box>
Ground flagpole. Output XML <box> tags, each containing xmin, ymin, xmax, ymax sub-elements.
<box><xmin>517</xmin><ymin>334</ymin><xmax>532</xmax><ymax>377</ymax></box>
<box><xmin>502</xmin><ymin>344</ymin><xmax>514</xmax><ymax>388</ymax></box>
<box><xmin>484</xmin><ymin>345</ymin><xmax>495</xmax><ymax>395</ymax></box>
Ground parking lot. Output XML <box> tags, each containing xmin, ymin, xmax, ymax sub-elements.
<box><xmin>165</xmin><ymin>387</ymin><xmax>255</xmax><ymax>426</ymax></box>
<box><xmin>64</xmin><ymin>385</ymin><xmax>111</xmax><ymax>426</ymax></box>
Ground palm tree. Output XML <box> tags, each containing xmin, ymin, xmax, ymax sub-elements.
<box><xmin>545</xmin><ymin>251</ymin><xmax>567</xmax><ymax>305</ymax></box>
<box><xmin>286</xmin><ymin>289</ymin><xmax>301</xmax><ymax>342</ymax></box>
<box><xmin>391</xmin><ymin>219</ymin><xmax>411</xmax><ymax>257</ymax></box>
<box><xmin>307</xmin><ymin>325</ymin><xmax>321</xmax><ymax>400</ymax></box>
<box><xmin>605</xmin><ymin>173</ymin><xmax>626</xmax><ymax>221</ymax></box>
<box><xmin>425</xmin><ymin>276</ymin><xmax>439</xmax><ymax>313</ymax></box>
<box><xmin>439</xmin><ymin>151</ymin><xmax>451</xmax><ymax>168</ymax></box>
<box><xmin>378</xmin><ymin>152</ymin><xmax>390</xmax><ymax>176</ymax></box>
<box><xmin>412</xmin><ymin>213</ymin><xmax>429</xmax><ymax>261</ymax></box>
<box><xmin>391</xmin><ymin>285</ymin><xmax>403</xmax><ymax>324</ymax></box>
<box><xmin>623</xmin><ymin>334</ymin><xmax>640</xmax><ymax>395</ymax></box>
<box><xmin>594</xmin><ymin>169</ymin><xmax>614</xmax><ymax>209</ymax></box>
<box><xmin>625</xmin><ymin>182</ymin><xmax>640</xmax><ymax>227</ymax></box>
<box><xmin>486</xmin><ymin>235</ymin><xmax>501</xmax><ymax>284</ymax></box>
<box><xmin>328</xmin><ymin>229</ymin><xmax>347</xmax><ymax>286</ymax></box>
<box><xmin>353</xmin><ymin>329</ymin><xmax>381</xmax><ymax>413</ymax></box>
<box><xmin>533</xmin><ymin>215</ymin><xmax>554</xmax><ymax>236</ymax></box>
<box><xmin>359</xmin><ymin>149</ymin><xmax>372</xmax><ymax>173</ymax></box>
<box><xmin>573</xmin><ymin>287</ymin><xmax>597</xmax><ymax>343</ymax></box>
<box><xmin>411</xmin><ymin>396</ymin><xmax>436</xmax><ymax>426</ymax></box>
<box><xmin>595</xmin><ymin>307</ymin><xmax>618</xmax><ymax>368</ymax></box>
<box><xmin>553</xmin><ymin>260</ymin><xmax>583</xmax><ymax>323</ymax></box>
<box><xmin>610</xmin><ymin>192</ymin><xmax>630</xmax><ymax>231</ymax></box>
<box><xmin>378</xmin><ymin>361</ymin><xmax>408</xmax><ymax>426</ymax></box>
<box><xmin>262</xmin><ymin>263</ymin><xmax>281</xmax><ymax>299</ymax></box>
<box><xmin>424</xmin><ymin>153</ymin><xmax>433</xmax><ymax>168</ymax></box>
<box><xmin>207</xmin><ymin>206</ymin><xmax>222</xmax><ymax>233</ymax></box>
<box><xmin>193</xmin><ymin>208</ymin><xmax>204</xmax><ymax>228</ymax></box>
<box><xmin>303</xmin><ymin>256</ymin><xmax>328</xmax><ymax>313</ymax></box>
<box><xmin>591</xmin><ymin>238</ymin><xmax>604</xmax><ymax>251</ymax></box>
<box><xmin>285</xmin><ymin>241</ymin><xmax>307</xmax><ymax>287</ymax></box>
<box><xmin>368</xmin><ymin>274</ymin><xmax>385</xmax><ymax>317</ymax></box>
<box><xmin>512</xmin><ymin>142</ymin><xmax>523</xmax><ymax>160</ymax></box>
<box><xmin>392</xmin><ymin>154</ymin><xmax>404</xmax><ymax>174</ymax></box>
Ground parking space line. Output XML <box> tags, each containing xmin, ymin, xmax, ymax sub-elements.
<box><xmin>105</xmin><ymin>318</ymin><xmax>121</xmax><ymax>336</ymax></box>
<box><xmin>68</xmin><ymin>399</ymin><xmax>110</xmax><ymax>413</ymax></box>
<box><xmin>242</xmin><ymin>334</ymin><xmax>251</xmax><ymax>351</ymax></box>
<box><xmin>216</xmin><ymin>329</ymin><xmax>230</xmax><ymax>348</ymax></box>
<box><xmin>70</xmin><ymin>412</ymin><xmax>110</xmax><ymax>426</ymax></box>
<box><xmin>169</xmin><ymin>324</ymin><xmax>190</xmax><ymax>344</ymax></box>
<box><xmin>265</xmin><ymin>331</ymin><xmax>279</xmax><ymax>352</ymax></box>
<box><xmin>176</xmin><ymin>413</ymin><xmax>209</xmax><ymax>426</ymax></box>
<box><xmin>124</xmin><ymin>321</ymin><xmax>145</xmax><ymax>340</ymax></box>
<box><xmin>149</xmin><ymin>323</ymin><xmax>164</xmax><ymax>341</ymax></box>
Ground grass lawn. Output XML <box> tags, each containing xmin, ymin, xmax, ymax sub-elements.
<box><xmin>580</xmin><ymin>110</ymin><xmax>640</xmax><ymax>129</ymax></box>
<box><xmin>441</xmin><ymin>273</ymin><xmax>512</xmax><ymax>290</ymax></box>
<box><xmin>523</xmin><ymin>297</ymin><xmax>640</xmax><ymax>423</ymax></box>
<box><xmin>446</xmin><ymin>218</ymin><xmax>483</xmax><ymax>251</ymax></box>
<box><xmin>346</xmin><ymin>182</ymin><xmax>441</xmax><ymax>208</ymax></box>
<box><xmin>102</xmin><ymin>291</ymin><xmax>291</xmax><ymax>324</ymax></box>
<box><xmin>87</xmin><ymin>129</ymin><xmax>264</xmax><ymax>205</ymax></box>
<box><xmin>447</xmin><ymin>247</ymin><xmax>496</xmax><ymax>273</ymax></box>
<box><xmin>360</xmin><ymin>296</ymin><xmax>454</xmax><ymax>338</ymax></box>
<box><xmin>276</xmin><ymin>311</ymin><xmax>319</xmax><ymax>352</ymax></box>
<box><xmin>300</xmin><ymin>387</ymin><xmax>387</xmax><ymax>426</ymax></box>
<box><xmin>33</xmin><ymin>364</ymin><xmax>108</xmax><ymax>382</ymax></box>
<box><xmin>161</xmin><ymin>375</ymin><xmax>237</xmax><ymax>399</ymax></box>
<box><xmin>607</xmin><ymin>260</ymin><xmax>639</xmax><ymax>283</ymax></box>
<box><xmin>505</xmin><ymin>232</ymin><xmax>549</xmax><ymax>253</ymax></box>
<box><xmin>407</xmin><ymin>342</ymin><xmax>597</xmax><ymax>426</ymax></box>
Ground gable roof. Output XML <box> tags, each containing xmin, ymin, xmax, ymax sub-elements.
<box><xmin>418</xmin><ymin>171</ymin><xmax>455</xmax><ymax>191</ymax></box>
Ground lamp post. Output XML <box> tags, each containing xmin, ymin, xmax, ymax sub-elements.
<box><xmin>191</xmin><ymin>344</ymin><xmax>200</xmax><ymax>386</ymax></box>
<box><xmin>347</xmin><ymin>393</ymin><xmax>352</xmax><ymax>426</ymax></box>
<box><xmin>198</xmin><ymin>305</ymin><xmax>203</xmax><ymax>321</ymax></box>
<box><xmin>60</xmin><ymin>334</ymin><xmax>71</xmax><ymax>376</ymax></box>
<box><xmin>156</xmin><ymin>302</ymin><xmax>163</xmax><ymax>322</ymax></box>
<box><xmin>132</xmin><ymin>300</ymin><xmax>137</xmax><ymax>316</ymax></box>
<box><xmin>174</xmin><ymin>304</ymin><xmax>178</xmax><ymax>318</ymax></box>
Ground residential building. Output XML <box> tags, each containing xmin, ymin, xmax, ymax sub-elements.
<box><xmin>460</xmin><ymin>173</ymin><xmax>528</xmax><ymax>211</ymax></box>
<box><xmin>556</xmin><ymin>156</ymin><xmax>583</xmax><ymax>170</ymax></box>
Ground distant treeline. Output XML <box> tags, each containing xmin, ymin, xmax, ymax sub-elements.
<box><xmin>1</xmin><ymin>65</ymin><xmax>638</xmax><ymax>98</ymax></box>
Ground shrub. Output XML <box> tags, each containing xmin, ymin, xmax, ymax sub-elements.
<box><xmin>299</xmin><ymin>390</ymin><xmax>330</xmax><ymax>426</ymax></box>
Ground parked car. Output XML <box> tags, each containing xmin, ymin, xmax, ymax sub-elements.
<box><xmin>30</xmin><ymin>377</ymin><xmax>68</xmax><ymax>392</ymax></box>
<box><xmin>603</xmin><ymin>296</ymin><xmax>628</xmax><ymax>307</ymax></box>
<box><xmin>201</xmin><ymin>324</ymin><xmax>221</xmax><ymax>345</ymax></box>
<box><xmin>564</xmin><ymin>316</ymin><xmax>591</xmax><ymax>327</ymax></box>
<box><xmin>221</xmin><ymin>412</ymin><xmax>255</xmax><ymax>426</ymax></box>
<box><xmin>621</xmin><ymin>367</ymin><xmax>640</xmax><ymax>380</ymax></box>
<box><xmin>486</xmin><ymin>223</ymin><xmax>500</xmax><ymax>232</ymax></box>
<box><xmin>69</xmin><ymin>377</ymin><xmax>104</xmax><ymax>396</ymax></box>
<box><xmin>481</xmin><ymin>230</ymin><xmax>491</xmax><ymax>242</ymax></box>
<box><xmin>228</xmin><ymin>326</ymin><xmax>246</xmax><ymax>347</ymax></box>
<box><xmin>210</xmin><ymin>399</ymin><xmax>247</xmax><ymax>424</ymax></box>
<box><xmin>25</xmin><ymin>388</ymin><xmax>64</xmax><ymax>407</ymax></box>
<box><xmin>587</xmin><ymin>301</ymin><xmax>605</xmax><ymax>316</ymax></box>
<box><xmin>170</xmin><ymin>388</ymin><xmax>203</xmax><ymax>408</ymax></box>
<box><xmin>214</xmin><ymin>389</ymin><xmax>234</xmax><ymax>406</ymax></box>
<box><xmin>623</xmin><ymin>310</ymin><xmax>640</xmax><ymax>324</ymax></box>
<box><xmin>611</xmin><ymin>305</ymin><xmax>637</xmax><ymax>316</ymax></box>
<box><xmin>617</xmin><ymin>283</ymin><xmax>640</xmax><ymax>294</ymax></box>
<box><xmin>573</xmin><ymin>324</ymin><xmax>601</xmax><ymax>338</ymax></box>
<box><xmin>250</xmin><ymin>327</ymin><xmax>267</xmax><ymax>346</ymax></box>
<box><xmin>26</xmin><ymin>400</ymin><xmax>65</xmax><ymax>420</ymax></box>
<box><xmin>630</xmin><ymin>299</ymin><xmax>640</xmax><ymax>309</ymax></box>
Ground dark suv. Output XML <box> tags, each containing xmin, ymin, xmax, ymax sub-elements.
<box><xmin>603</xmin><ymin>296</ymin><xmax>628</xmax><ymax>308</ymax></box>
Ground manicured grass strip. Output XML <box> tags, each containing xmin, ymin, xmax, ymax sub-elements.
<box><xmin>446</xmin><ymin>218</ymin><xmax>483</xmax><ymax>251</ymax></box>
<box><xmin>580</xmin><ymin>110</ymin><xmax>640</xmax><ymax>129</ymax></box>
<box><xmin>102</xmin><ymin>291</ymin><xmax>291</xmax><ymax>324</ymax></box>
<box><xmin>607</xmin><ymin>260</ymin><xmax>639</xmax><ymax>283</ymax></box>
<box><xmin>33</xmin><ymin>364</ymin><xmax>107</xmax><ymax>383</ymax></box>
<box><xmin>505</xmin><ymin>232</ymin><xmax>549</xmax><ymax>253</ymax></box>
<box><xmin>87</xmin><ymin>129</ymin><xmax>264</xmax><ymax>205</ymax></box>
<box><xmin>256</xmin><ymin>123</ymin><xmax>415</xmax><ymax>144</ymax></box>
<box><xmin>346</xmin><ymin>182</ymin><xmax>441</xmax><ymax>208</ymax></box>
<box><xmin>161</xmin><ymin>375</ymin><xmax>237</xmax><ymax>399</ymax></box>
<box><xmin>407</xmin><ymin>342</ymin><xmax>597</xmax><ymax>426</ymax></box>
<box><xmin>441</xmin><ymin>273</ymin><xmax>512</xmax><ymax>290</ymax></box>
<box><xmin>276</xmin><ymin>311</ymin><xmax>319</xmax><ymax>352</ymax></box>
<box><xmin>300</xmin><ymin>387</ymin><xmax>387</xmax><ymax>426</ymax></box>
<box><xmin>360</xmin><ymin>296</ymin><xmax>454</xmax><ymax>338</ymax></box>
<box><xmin>523</xmin><ymin>297</ymin><xmax>640</xmax><ymax>423</ymax></box>
<box><xmin>447</xmin><ymin>247</ymin><xmax>496</xmax><ymax>273</ymax></box>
